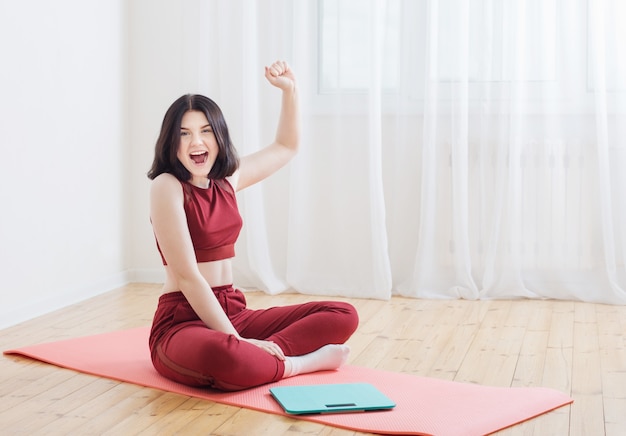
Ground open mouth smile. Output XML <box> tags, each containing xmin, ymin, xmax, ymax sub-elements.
<box><xmin>190</xmin><ymin>151</ymin><xmax>209</xmax><ymax>165</ymax></box>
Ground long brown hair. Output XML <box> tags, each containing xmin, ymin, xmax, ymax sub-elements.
<box><xmin>147</xmin><ymin>94</ymin><xmax>239</xmax><ymax>181</ymax></box>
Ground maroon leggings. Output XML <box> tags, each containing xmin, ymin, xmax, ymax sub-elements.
<box><xmin>149</xmin><ymin>285</ymin><xmax>359</xmax><ymax>391</ymax></box>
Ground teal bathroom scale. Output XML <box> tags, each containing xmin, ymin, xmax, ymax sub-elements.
<box><xmin>269</xmin><ymin>382</ymin><xmax>396</xmax><ymax>415</ymax></box>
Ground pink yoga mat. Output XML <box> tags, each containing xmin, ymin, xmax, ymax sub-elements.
<box><xmin>4</xmin><ymin>327</ymin><xmax>572</xmax><ymax>436</ymax></box>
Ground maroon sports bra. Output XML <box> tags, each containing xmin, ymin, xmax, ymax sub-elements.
<box><xmin>156</xmin><ymin>178</ymin><xmax>243</xmax><ymax>265</ymax></box>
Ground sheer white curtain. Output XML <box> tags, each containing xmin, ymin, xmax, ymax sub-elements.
<box><xmin>194</xmin><ymin>0</ymin><xmax>626</xmax><ymax>304</ymax></box>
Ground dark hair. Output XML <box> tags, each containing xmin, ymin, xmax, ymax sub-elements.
<box><xmin>147</xmin><ymin>94</ymin><xmax>239</xmax><ymax>181</ymax></box>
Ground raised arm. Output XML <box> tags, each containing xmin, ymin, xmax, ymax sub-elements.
<box><xmin>231</xmin><ymin>60</ymin><xmax>300</xmax><ymax>191</ymax></box>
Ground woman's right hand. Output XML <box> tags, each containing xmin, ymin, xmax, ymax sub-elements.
<box><xmin>240</xmin><ymin>337</ymin><xmax>286</xmax><ymax>360</ymax></box>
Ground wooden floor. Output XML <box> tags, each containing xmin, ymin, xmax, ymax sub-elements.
<box><xmin>1</xmin><ymin>283</ymin><xmax>625</xmax><ymax>435</ymax></box>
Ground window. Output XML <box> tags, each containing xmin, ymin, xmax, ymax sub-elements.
<box><xmin>449</xmin><ymin>0</ymin><xmax>557</xmax><ymax>82</ymax></box>
<box><xmin>587</xmin><ymin>0</ymin><xmax>626</xmax><ymax>91</ymax></box>
<box><xmin>318</xmin><ymin>0</ymin><xmax>558</xmax><ymax>95</ymax></box>
<box><xmin>318</xmin><ymin>0</ymin><xmax>401</xmax><ymax>93</ymax></box>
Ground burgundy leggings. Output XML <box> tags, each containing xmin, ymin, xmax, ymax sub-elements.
<box><xmin>149</xmin><ymin>285</ymin><xmax>359</xmax><ymax>391</ymax></box>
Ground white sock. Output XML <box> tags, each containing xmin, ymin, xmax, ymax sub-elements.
<box><xmin>283</xmin><ymin>344</ymin><xmax>350</xmax><ymax>378</ymax></box>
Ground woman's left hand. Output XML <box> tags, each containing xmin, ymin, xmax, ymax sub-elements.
<box><xmin>265</xmin><ymin>60</ymin><xmax>295</xmax><ymax>92</ymax></box>
<box><xmin>240</xmin><ymin>337</ymin><xmax>286</xmax><ymax>360</ymax></box>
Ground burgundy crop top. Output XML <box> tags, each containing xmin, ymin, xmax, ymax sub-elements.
<box><xmin>156</xmin><ymin>178</ymin><xmax>243</xmax><ymax>265</ymax></box>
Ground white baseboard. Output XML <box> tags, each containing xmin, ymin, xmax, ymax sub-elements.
<box><xmin>0</xmin><ymin>268</ymin><xmax>221</xmax><ymax>330</ymax></box>
<box><xmin>0</xmin><ymin>270</ymin><xmax>132</xmax><ymax>330</ymax></box>
<box><xmin>127</xmin><ymin>268</ymin><xmax>165</xmax><ymax>284</ymax></box>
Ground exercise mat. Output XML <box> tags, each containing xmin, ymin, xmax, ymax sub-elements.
<box><xmin>4</xmin><ymin>327</ymin><xmax>573</xmax><ymax>435</ymax></box>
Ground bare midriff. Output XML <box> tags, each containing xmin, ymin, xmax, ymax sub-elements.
<box><xmin>161</xmin><ymin>258</ymin><xmax>234</xmax><ymax>294</ymax></box>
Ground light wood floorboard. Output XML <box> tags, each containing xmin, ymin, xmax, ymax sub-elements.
<box><xmin>1</xmin><ymin>283</ymin><xmax>625</xmax><ymax>435</ymax></box>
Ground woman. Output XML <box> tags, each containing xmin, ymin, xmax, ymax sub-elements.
<box><xmin>146</xmin><ymin>61</ymin><xmax>359</xmax><ymax>391</ymax></box>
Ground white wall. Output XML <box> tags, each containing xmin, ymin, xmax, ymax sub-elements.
<box><xmin>0</xmin><ymin>0</ymin><xmax>128</xmax><ymax>328</ymax></box>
